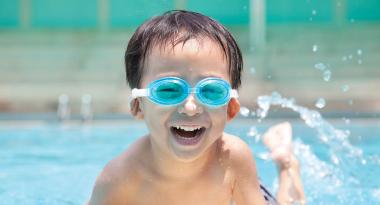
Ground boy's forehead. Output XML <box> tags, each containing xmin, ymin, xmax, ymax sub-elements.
<box><xmin>151</xmin><ymin>37</ymin><xmax>224</xmax><ymax>56</ymax></box>
<box><xmin>142</xmin><ymin>38</ymin><xmax>230</xmax><ymax>82</ymax></box>
<box><xmin>146</xmin><ymin>38</ymin><xmax>227</xmax><ymax>68</ymax></box>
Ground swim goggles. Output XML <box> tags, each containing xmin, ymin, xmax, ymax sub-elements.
<box><xmin>131</xmin><ymin>77</ymin><xmax>238</xmax><ymax>107</ymax></box>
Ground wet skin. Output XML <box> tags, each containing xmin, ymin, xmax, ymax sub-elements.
<box><xmin>88</xmin><ymin>38</ymin><xmax>266</xmax><ymax>205</ymax></box>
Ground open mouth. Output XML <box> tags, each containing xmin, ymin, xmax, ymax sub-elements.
<box><xmin>170</xmin><ymin>125</ymin><xmax>206</xmax><ymax>146</ymax></box>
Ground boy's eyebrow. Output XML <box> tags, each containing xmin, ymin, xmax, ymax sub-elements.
<box><xmin>156</xmin><ymin>72</ymin><xmax>181</xmax><ymax>78</ymax></box>
<box><xmin>155</xmin><ymin>72</ymin><xmax>224</xmax><ymax>78</ymax></box>
<box><xmin>198</xmin><ymin>72</ymin><xmax>226</xmax><ymax>79</ymax></box>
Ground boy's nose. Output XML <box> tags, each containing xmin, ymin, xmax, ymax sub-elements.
<box><xmin>178</xmin><ymin>95</ymin><xmax>203</xmax><ymax>116</ymax></box>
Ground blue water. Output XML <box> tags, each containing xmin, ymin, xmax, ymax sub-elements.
<box><xmin>0</xmin><ymin>120</ymin><xmax>379</xmax><ymax>205</ymax></box>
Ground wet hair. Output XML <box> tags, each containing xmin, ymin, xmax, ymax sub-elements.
<box><xmin>125</xmin><ymin>10</ymin><xmax>243</xmax><ymax>89</ymax></box>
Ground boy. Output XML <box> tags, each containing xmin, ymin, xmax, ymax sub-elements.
<box><xmin>88</xmin><ymin>10</ymin><xmax>304</xmax><ymax>205</ymax></box>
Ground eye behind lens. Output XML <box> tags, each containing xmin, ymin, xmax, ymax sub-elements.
<box><xmin>149</xmin><ymin>77</ymin><xmax>189</xmax><ymax>105</ymax></box>
<box><xmin>196</xmin><ymin>79</ymin><xmax>230</xmax><ymax>106</ymax></box>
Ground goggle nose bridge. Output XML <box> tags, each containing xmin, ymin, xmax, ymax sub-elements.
<box><xmin>188</xmin><ymin>87</ymin><xmax>198</xmax><ymax>94</ymax></box>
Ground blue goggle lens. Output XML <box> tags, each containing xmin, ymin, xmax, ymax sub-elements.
<box><xmin>150</xmin><ymin>78</ymin><xmax>188</xmax><ymax>105</ymax></box>
<box><xmin>148</xmin><ymin>77</ymin><xmax>232</xmax><ymax>107</ymax></box>
<box><xmin>197</xmin><ymin>79</ymin><xmax>229</xmax><ymax>106</ymax></box>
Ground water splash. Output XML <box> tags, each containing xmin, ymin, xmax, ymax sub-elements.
<box><xmin>314</xmin><ymin>63</ymin><xmax>326</xmax><ymax>71</ymax></box>
<box><xmin>323</xmin><ymin>70</ymin><xmax>332</xmax><ymax>81</ymax></box>
<box><xmin>342</xmin><ymin>117</ymin><xmax>351</xmax><ymax>125</ymax></box>
<box><xmin>314</xmin><ymin>62</ymin><xmax>332</xmax><ymax>81</ymax></box>
<box><xmin>315</xmin><ymin>98</ymin><xmax>326</xmax><ymax>109</ymax></box>
<box><xmin>341</xmin><ymin>85</ymin><xmax>350</xmax><ymax>92</ymax></box>
<box><xmin>254</xmin><ymin>92</ymin><xmax>375</xmax><ymax>204</ymax></box>
<box><xmin>312</xmin><ymin>44</ymin><xmax>318</xmax><ymax>52</ymax></box>
<box><xmin>357</xmin><ymin>49</ymin><xmax>363</xmax><ymax>55</ymax></box>
<box><xmin>247</xmin><ymin>126</ymin><xmax>261</xmax><ymax>143</ymax></box>
<box><xmin>239</xmin><ymin>106</ymin><xmax>250</xmax><ymax>117</ymax></box>
<box><xmin>256</xmin><ymin>92</ymin><xmax>363</xmax><ymax>162</ymax></box>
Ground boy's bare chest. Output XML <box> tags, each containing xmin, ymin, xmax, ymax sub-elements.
<box><xmin>125</xmin><ymin>168</ymin><xmax>234</xmax><ymax>205</ymax></box>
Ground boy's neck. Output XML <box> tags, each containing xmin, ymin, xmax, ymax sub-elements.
<box><xmin>148</xmin><ymin>136</ymin><xmax>220</xmax><ymax>180</ymax></box>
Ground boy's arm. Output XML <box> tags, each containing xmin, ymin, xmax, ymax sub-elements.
<box><xmin>230</xmin><ymin>139</ymin><xmax>267</xmax><ymax>205</ymax></box>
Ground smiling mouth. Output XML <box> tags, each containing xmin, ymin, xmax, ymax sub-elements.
<box><xmin>170</xmin><ymin>125</ymin><xmax>206</xmax><ymax>146</ymax></box>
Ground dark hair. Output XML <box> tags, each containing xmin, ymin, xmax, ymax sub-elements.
<box><xmin>125</xmin><ymin>10</ymin><xmax>243</xmax><ymax>89</ymax></box>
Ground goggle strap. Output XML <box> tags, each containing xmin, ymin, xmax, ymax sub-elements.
<box><xmin>230</xmin><ymin>89</ymin><xmax>239</xmax><ymax>98</ymax></box>
<box><xmin>131</xmin><ymin>88</ymin><xmax>149</xmax><ymax>99</ymax></box>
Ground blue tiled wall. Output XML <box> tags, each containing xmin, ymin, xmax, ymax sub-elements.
<box><xmin>0</xmin><ymin>0</ymin><xmax>19</xmax><ymax>28</ymax></box>
<box><xmin>0</xmin><ymin>0</ymin><xmax>379</xmax><ymax>29</ymax></box>
<box><xmin>110</xmin><ymin>0</ymin><xmax>173</xmax><ymax>27</ymax></box>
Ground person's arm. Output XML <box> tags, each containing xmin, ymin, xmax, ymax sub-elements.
<box><xmin>230</xmin><ymin>138</ymin><xmax>267</xmax><ymax>205</ymax></box>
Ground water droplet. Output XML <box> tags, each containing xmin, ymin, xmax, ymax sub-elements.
<box><xmin>247</xmin><ymin>126</ymin><xmax>257</xmax><ymax>137</ymax></box>
<box><xmin>249</xmin><ymin>67</ymin><xmax>256</xmax><ymax>74</ymax></box>
<box><xmin>243</xmin><ymin>5</ymin><xmax>248</xmax><ymax>10</ymax></box>
<box><xmin>312</xmin><ymin>10</ymin><xmax>317</xmax><ymax>15</ymax></box>
<box><xmin>358</xmin><ymin>59</ymin><xmax>362</xmax><ymax>64</ymax></box>
<box><xmin>323</xmin><ymin>70</ymin><xmax>331</xmax><ymax>81</ymax></box>
<box><xmin>312</xmin><ymin>44</ymin><xmax>318</xmax><ymax>52</ymax></box>
<box><xmin>315</xmin><ymin>98</ymin><xmax>326</xmax><ymax>109</ymax></box>
<box><xmin>350</xmin><ymin>18</ymin><xmax>355</xmax><ymax>23</ymax></box>
<box><xmin>267</xmin><ymin>75</ymin><xmax>272</xmax><ymax>80</ymax></box>
<box><xmin>240</xmin><ymin>107</ymin><xmax>250</xmax><ymax>117</ymax></box>
<box><xmin>361</xmin><ymin>159</ymin><xmax>367</xmax><ymax>165</ymax></box>
<box><xmin>348</xmin><ymin>99</ymin><xmax>354</xmax><ymax>105</ymax></box>
<box><xmin>321</xmin><ymin>135</ymin><xmax>329</xmax><ymax>143</ymax></box>
<box><xmin>341</xmin><ymin>84</ymin><xmax>350</xmax><ymax>92</ymax></box>
<box><xmin>342</xmin><ymin>56</ymin><xmax>347</xmax><ymax>61</ymax></box>
<box><xmin>314</xmin><ymin>63</ymin><xmax>326</xmax><ymax>71</ymax></box>
<box><xmin>258</xmin><ymin>152</ymin><xmax>270</xmax><ymax>160</ymax></box>
<box><xmin>342</xmin><ymin>118</ymin><xmax>351</xmax><ymax>124</ymax></box>
<box><xmin>309</xmin><ymin>17</ymin><xmax>313</xmax><ymax>21</ymax></box>
<box><xmin>348</xmin><ymin>55</ymin><xmax>353</xmax><ymax>59</ymax></box>
<box><xmin>331</xmin><ymin>153</ymin><xmax>340</xmax><ymax>165</ymax></box>
<box><xmin>357</xmin><ymin>49</ymin><xmax>362</xmax><ymax>55</ymax></box>
<box><xmin>271</xmin><ymin>91</ymin><xmax>282</xmax><ymax>99</ymax></box>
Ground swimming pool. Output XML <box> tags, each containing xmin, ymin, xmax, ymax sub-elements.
<box><xmin>0</xmin><ymin>119</ymin><xmax>379</xmax><ymax>205</ymax></box>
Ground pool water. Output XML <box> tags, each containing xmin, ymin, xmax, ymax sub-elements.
<box><xmin>0</xmin><ymin>120</ymin><xmax>379</xmax><ymax>205</ymax></box>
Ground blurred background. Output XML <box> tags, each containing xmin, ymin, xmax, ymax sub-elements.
<box><xmin>0</xmin><ymin>0</ymin><xmax>379</xmax><ymax>119</ymax></box>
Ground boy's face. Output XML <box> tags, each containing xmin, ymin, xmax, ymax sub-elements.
<box><xmin>133</xmin><ymin>38</ymin><xmax>240</xmax><ymax>162</ymax></box>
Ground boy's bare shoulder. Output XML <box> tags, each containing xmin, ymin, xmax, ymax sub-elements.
<box><xmin>88</xmin><ymin>136</ymin><xmax>150</xmax><ymax>205</ymax></box>
<box><xmin>219</xmin><ymin>133</ymin><xmax>256</xmax><ymax>170</ymax></box>
<box><xmin>219</xmin><ymin>133</ymin><xmax>262</xmax><ymax>201</ymax></box>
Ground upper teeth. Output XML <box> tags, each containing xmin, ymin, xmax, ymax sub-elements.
<box><xmin>175</xmin><ymin>125</ymin><xmax>202</xmax><ymax>131</ymax></box>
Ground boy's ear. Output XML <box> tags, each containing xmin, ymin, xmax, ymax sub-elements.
<box><xmin>130</xmin><ymin>98</ymin><xmax>144</xmax><ymax>119</ymax></box>
<box><xmin>227</xmin><ymin>98</ymin><xmax>240</xmax><ymax>121</ymax></box>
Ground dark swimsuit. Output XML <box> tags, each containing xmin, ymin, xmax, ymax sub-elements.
<box><xmin>260</xmin><ymin>184</ymin><xmax>279</xmax><ymax>205</ymax></box>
